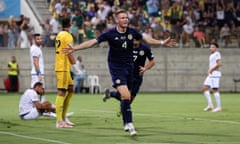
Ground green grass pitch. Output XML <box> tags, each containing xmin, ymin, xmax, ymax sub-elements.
<box><xmin>0</xmin><ymin>92</ymin><xmax>240</xmax><ymax>144</ymax></box>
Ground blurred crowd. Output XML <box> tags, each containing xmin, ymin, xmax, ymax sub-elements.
<box><xmin>1</xmin><ymin>0</ymin><xmax>240</xmax><ymax>48</ymax></box>
<box><xmin>0</xmin><ymin>15</ymin><xmax>35</xmax><ymax>49</ymax></box>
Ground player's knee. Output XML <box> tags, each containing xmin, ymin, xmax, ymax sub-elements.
<box><xmin>68</xmin><ymin>85</ymin><xmax>74</xmax><ymax>93</ymax></box>
<box><xmin>202</xmin><ymin>86</ymin><xmax>208</xmax><ymax>92</ymax></box>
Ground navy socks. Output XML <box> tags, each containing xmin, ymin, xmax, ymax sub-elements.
<box><xmin>121</xmin><ymin>99</ymin><xmax>132</xmax><ymax>125</ymax></box>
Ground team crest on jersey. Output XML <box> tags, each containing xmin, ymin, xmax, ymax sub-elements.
<box><xmin>115</xmin><ymin>79</ymin><xmax>121</xmax><ymax>84</ymax></box>
<box><xmin>128</xmin><ymin>34</ymin><xmax>133</xmax><ymax>40</ymax></box>
<box><xmin>139</xmin><ymin>50</ymin><xmax>145</xmax><ymax>56</ymax></box>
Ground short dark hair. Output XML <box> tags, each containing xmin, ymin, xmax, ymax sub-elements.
<box><xmin>33</xmin><ymin>82</ymin><xmax>43</xmax><ymax>88</ymax></box>
<box><xmin>33</xmin><ymin>33</ymin><xmax>41</xmax><ymax>38</ymax></box>
<box><xmin>210</xmin><ymin>42</ymin><xmax>219</xmax><ymax>48</ymax></box>
<box><xmin>62</xmin><ymin>17</ymin><xmax>71</xmax><ymax>28</ymax></box>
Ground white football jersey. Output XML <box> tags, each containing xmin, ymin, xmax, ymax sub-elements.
<box><xmin>19</xmin><ymin>89</ymin><xmax>39</xmax><ymax>115</ymax></box>
<box><xmin>209</xmin><ymin>51</ymin><xmax>221</xmax><ymax>77</ymax></box>
<box><xmin>30</xmin><ymin>44</ymin><xmax>44</xmax><ymax>75</ymax></box>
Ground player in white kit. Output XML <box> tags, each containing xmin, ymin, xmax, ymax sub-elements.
<box><xmin>202</xmin><ymin>42</ymin><xmax>222</xmax><ymax>112</ymax></box>
<box><xmin>19</xmin><ymin>82</ymin><xmax>55</xmax><ymax>120</ymax></box>
<box><xmin>30</xmin><ymin>33</ymin><xmax>46</xmax><ymax>102</ymax></box>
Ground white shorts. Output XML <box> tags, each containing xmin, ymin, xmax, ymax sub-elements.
<box><xmin>20</xmin><ymin>107</ymin><xmax>41</xmax><ymax>120</ymax></box>
<box><xmin>31</xmin><ymin>75</ymin><xmax>45</xmax><ymax>88</ymax></box>
<box><xmin>203</xmin><ymin>75</ymin><xmax>221</xmax><ymax>89</ymax></box>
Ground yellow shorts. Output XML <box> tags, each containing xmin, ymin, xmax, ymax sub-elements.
<box><xmin>55</xmin><ymin>71</ymin><xmax>73</xmax><ymax>89</ymax></box>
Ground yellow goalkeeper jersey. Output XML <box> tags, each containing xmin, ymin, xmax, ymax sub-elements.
<box><xmin>55</xmin><ymin>31</ymin><xmax>73</xmax><ymax>72</ymax></box>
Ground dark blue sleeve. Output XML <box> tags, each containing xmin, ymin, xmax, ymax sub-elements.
<box><xmin>96</xmin><ymin>29</ymin><xmax>111</xmax><ymax>43</ymax></box>
<box><xmin>132</xmin><ymin>28</ymin><xmax>142</xmax><ymax>40</ymax></box>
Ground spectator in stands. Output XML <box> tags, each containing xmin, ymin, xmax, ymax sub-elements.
<box><xmin>16</xmin><ymin>14</ymin><xmax>25</xmax><ymax>31</ymax></box>
<box><xmin>7</xmin><ymin>16</ymin><xmax>18</xmax><ymax>49</ymax></box>
<box><xmin>72</xmin><ymin>55</ymin><xmax>86</xmax><ymax>93</ymax></box>
<box><xmin>106</xmin><ymin>15</ymin><xmax>115</xmax><ymax>29</ymax></box>
<box><xmin>135</xmin><ymin>20</ymin><xmax>146</xmax><ymax>34</ymax></box>
<box><xmin>220</xmin><ymin>23</ymin><xmax>231</xmax><ymax>47</ymax></box>
<box><xmin>97</xmin><ymin>2</ymin><xmax>111</xmax><ymax>21</ymax></box>
<box><xmin>161</xmin><ymin>0</ymin><xmax>170</xmax><ymax>12</ymax></box>
<box><xmin>41</xmin><ymin>18</ymin><xmax>52</xmax><ymax>47</ymax></box>
<box><xmin>83</xmin><ymin>15</ymin><xmax>95</xmax><ymax>39</ymax></box>
<box><xmin>193</xmin><ymin>26</ymin><xmax>206</xmax><ymax>48</ymax></box>
<box><xmin>129</xmin><ymin>10</ymin><xmax>140</xmax><ymax>27</ymax></box>
<box><xmin>49</xmin><ymin>0</ymin><xmax>57</xmax><ymax>13</ymax></box>
<box><xmin>8</xmin><ymin>56</ymin><xmax>19</xmax><ymax>92</ymax></box>
<box><xmin>58</xmin><ymin>8</ymin><xmax>69</xmax><ymax>24</ymax></box>
<box><xmin>127</xmin><ymin>7</ymin><xmax>134</xmax><ymax>20</ymax></box>
<box><xmin>87</xmin><ymin>5</ymin><xmax>96</xmax><ymax>19</ymax></box>
<box><xmin>216</xmin><ymin>5</ymin><xmax>225</xmax><ymax>28</ymax></box>
<box><xmin>70</xmin><ymin>20</ymin><xmax>79</xmax><ymax>43</ymax></box>
<box><xmin>49</xmin><ymin>15</ymin><xmax>59</xmax><ymax>47</ymax></box>
<box><xmin>72</xmin><ymin>9</ymin><xmax>84</xmax><ymax>29</ymax></box>
<box><xmin>146</xmin><ymin>0</ymin><xmax>159</xmax><ymax>17</ymax></box>
<box><xmin>210</xmin><ymin>24</ymin><xmax>220</xmax><ymax>43</ymax></box>
<box><xmin>142</xmin><ymin>28</ymin><xmax>153</xmax><ymax>38</ymax></box>
<box><xmin>153</xmin><ymin>19</ymin><xmax>164</xmax><ymax>39</ymax></box>
<box><xmin>120</xmin><ymin>0</ymin><xmax>130</xmax><ymax>11</ymax></box>
<box><xmin>95</xmin><ymin>19</ymin><xmax>107</xmax><ymax>34</ymax></box>
<box><xmin>235</xmin><ymin>2</ymin><xmax>240</xmax><ymax>26</ymax></box>
<box><xmin>149</xmin><ymin>16</ymin><xmax>158</xmax><ymax>29</ymax></box>
<box><xmin>182</xmin><ymin>19</ymin><xmax>194</xmax><ymax>47</ymax></box>
<box><xmin>19</xmin><ymin>17</ymin><xmax>32</xmax><ymax>48</ymax></box>
<box><xmin>41</xmin><ymin>0</ymin><xmax>240</xmax><ymax>48</ymax></box>
<box><xmin>167</xmin><ymin>2</ymin><xmax>183</xmax><ymax>27</ymax></box>
<box><xmin>172</xmin><ymin>20</ymin><xmax>182</xmax><ymax>46</ymax></box>
<box><xmin>225</xmin><ymin>2</ymin><xmax>235</xmax><ymax>26</ymax></box>
<box><xmin>54</xmin><ymin>0</ymin><xmax>65</xmax><ymax>16</ymax></box>
<box><xmin>91</xmin><ymin>13</ymin><xmax>101</xmax><ymax>29</ymax></box>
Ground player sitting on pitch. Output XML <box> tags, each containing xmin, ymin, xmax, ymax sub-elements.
<box><xmin>19</xmin><ymin>82</ymin><xmax>56</xmax><ymax>120</ymax></box>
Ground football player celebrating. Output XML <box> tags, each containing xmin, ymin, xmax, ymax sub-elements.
<box><xmin>63</xmin><ymin>9</ymin><xmax>175</xmax><ymax>136</ymax></box>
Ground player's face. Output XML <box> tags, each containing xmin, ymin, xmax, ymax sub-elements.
<box><xmin>116</xmin><ymin>13</ymin><xmax>129</xmax><ymax>28</ymax></box>
<box><xmin>209</xmin><ymin>44</ymin><xmax>217</xmax><ymax>53</ymax></box>
<box><xmin>35</xmin><ymin>36</ymin><xmax>42</xmax><ymax>46</ymax></box>
<box><xmin>133</xmin><ymin>39</ymin><xmax>140</xmax><ymax>48</ymax></box>
<box><xmin>36</xmin><ymin>86</ymin><xmax>44</xmax><ymax>95</ymax></box>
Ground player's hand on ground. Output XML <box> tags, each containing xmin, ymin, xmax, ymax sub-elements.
<box><xmin>62</xmin><ymin>44</ymin><xmax>75</xmax><ymax>55</ymax></box>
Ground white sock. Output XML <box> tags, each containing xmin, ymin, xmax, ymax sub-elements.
<box><xmin>42</xmin><ymin>112</ymin><xmax>56</xmax><ymax>117</ymax></box>
<box><xmin>214</xmin><ymin>92</ymin><xmax>221</xmax><ymax>108</ymax></box>
<box><xmin>127</xmin><ymin>122</ymin><xmax>135</xmax><ymax>130</ymax></box>
<box><xmin>204</xmin><ymin>91</ymin><xmax>213</xmax><ymax>107</ymax></box>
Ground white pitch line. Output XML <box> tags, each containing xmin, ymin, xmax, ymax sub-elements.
<box><xmin>0</xmin><ymin>131</ymin><xmax>72</xmax><ymax>144</ymax></box>
<box><xmin>115</xmin><ymin>142</ymin><xmax>240</xmax><ymax>144</ymax></box>
<box><xmin>79</xmin><ymin>109</ymin><xmax>240</xmax><ymax>125</ymax></box>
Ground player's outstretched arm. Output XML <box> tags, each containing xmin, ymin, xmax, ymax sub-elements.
<box><xmin>63</xmin><ymin>39</ymin><xmax>98</xmax><ymax>54</ymax></box>
<box><xmin>143</xmin><ymin>36</ymin><xmax>176</xmax><ymax>47</ymax></box>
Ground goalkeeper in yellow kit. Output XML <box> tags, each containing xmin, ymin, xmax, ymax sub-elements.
<box><xmin>55</xmin><ymin>17</ymin><xmax>76</xmax><ymax>128</ymax></box>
